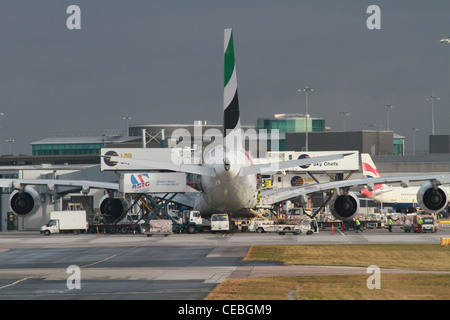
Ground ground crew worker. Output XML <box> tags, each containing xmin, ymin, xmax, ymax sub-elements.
<box><xmin>355</xmin><ymin>219</ymin><xmax>362</xmax><ymax>233</ymax></box>
<box><xmin>418</xmin><ymin>217</ymin><xmax>423</xmax><ymax>233</ymax></box>
<box><xmin>310</xmin><ymin>217</ymin><xmax>318</xmax><ymax>233</ymax></box>
<box><xmin>388</xmin><ymin>217</ymin><xmax>393</xmax><ymax>232</ymax></box>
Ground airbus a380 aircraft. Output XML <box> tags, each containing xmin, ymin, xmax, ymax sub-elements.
<box><xmin>1</xmin><ymin>29</ymin><xmax>449</xmax><ymax>222</ymax></box>
<box><xmin>104</xmin><ymin>28</ymin><xmax>349</xmax><ymax>215</ymax></box>
<box><xmin>360</xmin><ymin>153</ymin><xmax>450</xmax><ymax>213</ymax></box>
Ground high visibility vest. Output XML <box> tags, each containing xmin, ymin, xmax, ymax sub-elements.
<box><xmin>388</xmin><ymin>219</ymin><xmax>393</xmax><ymax>225</ymax></box>
<box><xmin>418</xmin><ymin>219</ymin><xmax>423</xmax><ymax>225</ymax></box>
<box><xmin>356</xmin><ymin>220</ymin><xmax>360</xmax><ymax>226</ymax></box>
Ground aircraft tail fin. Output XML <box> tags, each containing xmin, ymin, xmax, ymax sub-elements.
<box><xmin>223</xmin><ymin>28</ymin><xmax>242</xmax><ymax>156</ymax></box>
<box><xmin>360</xmin><ymin>153</ymin><xmax>388</xmax><ymax>197</ymax></box>
<box><xmin>361</xmin><ymin>153</ymin><xmax>381</xmax><ymax>178</ymax></box>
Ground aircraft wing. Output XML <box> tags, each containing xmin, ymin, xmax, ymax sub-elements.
<box><xmin>240</xmin><ymin>153</ymin><xmax>351</xmax><ymax>176</ymax></box>
<box><xmin>260</xmin><ymin>174</ymin><xmax>450</xmax><ymax>204</ymax></box>
<box><xmin>106</xmin><ymin>155</ymin><xmax>216</xmax><ymax>177</ymax></box>
<box><xmin>0</xmin><ymin>179</ymin><xmax>119</xmax><ymax>193</ymax></box>
<box><xmin>105</xmin><ymin>153</ymin><xmax>350</xmax><ymax>177</ymax></box>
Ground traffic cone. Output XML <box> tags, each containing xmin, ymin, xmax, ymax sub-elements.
<box><xmin>332</xmin><ymin>224</ymin><xmax>334</xmax><ymax>235</ymax></box>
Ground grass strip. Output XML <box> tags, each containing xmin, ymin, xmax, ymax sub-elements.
<box><xmin>206</xmin><ymin>244</ymin><xmax>450</xmax><ymax>300</ymax></box>
<box><xmin>245</xmin><ymin>244</ymin><xmax>450</xmax><ymax>271</ymax></box>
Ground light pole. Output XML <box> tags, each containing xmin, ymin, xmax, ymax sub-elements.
<box><xmin>123</xmin><ymin>116</ymin><xmax>132</xmax><ymax>137</ymax></box>
<box><xmin>440</xmin><ymin>37</ymin><xmax>450</xmax><ymax>84</ymax></box>
<box><xmin>0</xmin><ymin>113</ymin><xmax>4</xmax><ymax>155</ymax></box>
<box><xmin>384</xmin><ymin>104</ymin><xmax>393</xmax><ymax>131</ymax></box>
<box><xmin>298</xmin><ymin>87</ymin><xmax>313</xmax><ymax>151</ymax></box>
<box><xmin>426</xmin><ymin>95</ymin><xmax>439</xmax><ymax>135</ymax></box>
<box><xmin>440</xmin><ymin>38</ymin><xmax>450</xmax><ymax>132</ymax></box>
<box><xmin>411</xmin><ymin>128</ymin><xmax>419</xmax><ymax>155</ymax></box>
<box><xmin>339</xmin><ymin>112</ymin><xmax>350</xmax><ymax>131</ymax></box>
<box><xmin>5</xmin><ymin>139</ymin><xmax>14</xmax><ymax>154</ymax></box>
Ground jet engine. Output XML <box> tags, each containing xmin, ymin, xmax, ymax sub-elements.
<box><xmin>9</xmin><ymin>186</ymin><xmax>41</xmax><ymax>217</ymax></box>
<box><xmin>417</xmin><ymin>182</ymin><xmax>448</xmax><ymax>213</ymax></box>
<box><xmin>99</xmin><ymin>195</ymin><xmax>129</xmax><ymax>220</ymax></box>
<box><xmin>329</xmin><ymin>192</ymin><xmax>360</xmax><ymax>221</ymax></box>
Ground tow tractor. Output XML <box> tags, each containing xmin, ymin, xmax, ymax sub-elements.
<box><xmin>298</xmin><ymin>218</ymin><xmax>319</xmax><ymax>235</ymax></box>
<box><xmin>248</xmin><ymin>218</ymin><xmax>318</xmax><ymax>235</ymax></box>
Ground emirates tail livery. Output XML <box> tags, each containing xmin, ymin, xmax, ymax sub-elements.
<box><xmin>0</xmin><ymin>29</ymin><xmax>448</xmax><ymax>222</ymax></box>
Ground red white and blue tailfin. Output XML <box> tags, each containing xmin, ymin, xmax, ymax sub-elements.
<box><xmin>360</xmin><ymin>153</ymin><xmax>387</xmax><ymax>197</ymax></box>
<box><xmin>361</xmin><ymin>153</ymin><xmax>381</xmax><ymax>179</ymax></box>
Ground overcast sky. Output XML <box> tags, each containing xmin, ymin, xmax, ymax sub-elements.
<box><xmin>1</xmin><ymin>0</ymin><xmax>450</xmax><ymax>155</ymax></box>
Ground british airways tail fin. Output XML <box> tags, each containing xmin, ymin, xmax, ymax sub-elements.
<box><xmin>361</xmin><ymin>153</ymin><xmax>381</xmax><ymax>178</ymax></box>
<box><xmin>223</xmin><ymin>28</ymin><xmax>242</xmax><ymax>159</ymax></box>
<box><xmin>360</xmin><ymin>153</ymin><xmax>388</xmax><ymax>196</ymax></box>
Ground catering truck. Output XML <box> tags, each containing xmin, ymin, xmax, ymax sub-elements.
<box><xmin>40</xmin><ymin>211</ymin><xmax>88</xmax><ymax>235</ymax></box>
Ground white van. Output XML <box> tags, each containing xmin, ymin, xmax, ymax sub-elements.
<box><xmin>211</xmin><ymin>214</ymin><xmax>233</xmax><ymax>233</ymax></box>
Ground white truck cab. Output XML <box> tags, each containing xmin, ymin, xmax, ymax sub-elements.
<box><xmin>211</xmin><ymin>213</ymin><xmax>232</xmax><ymax>233</ymax></box>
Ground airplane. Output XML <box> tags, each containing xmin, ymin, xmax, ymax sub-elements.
<box><xmin>103</xmin><ymin>28</ymin><xmax>350</xmax><ymax>215</ymax></box>
<box><xmin>1</xmin><ymin>28</ymin><xmax>449</xmax><ymax>223</ymax></box>
<box><xmin>360</xmin><ymin>153</ymin><xmax>449</xmax><ymax>213</ymax></box>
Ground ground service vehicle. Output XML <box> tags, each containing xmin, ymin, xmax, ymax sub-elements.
<box><xmin>89</xmin><ymin>213</ymin><xmax>146</xmax><ymax>234</ymax></box>
<box><xmin>421</xmin><ymin>216</ymin><xmax>438</xmax><ymax>233</ymax></box>
<box><xmin>248</xmin><ymin>218</ymin><xmax>302</xmax><ymax>235</ymax></box>
<box><xmin>172</xmin><ymin>210</ymin><xmax>211</xmax><ymax>234</ymax></box>
<box><xmin>299</xmin><ymin>218</ymin><xmax>319</xmax><ymax>235</ymax></box>
<box><xmin>145</xmin><ymin>220</ymin><xmax>173</xmax><ymax>237</ymax></box>
<box><xmin>403</xmin><ymin>215</ymin><xmax>437</xmax><ymax>233</ymax></box>
<box><xmin>40</xmin><ymin>211</ymin><xmax>88</xmax><ymax>235</ymax></box>
<box><xmin>211</xmin><ymin>213</ymin><xmax>233</xmax><ymax>233</ymax></box>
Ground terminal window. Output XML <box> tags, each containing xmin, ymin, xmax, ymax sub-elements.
<box><xmin>32</xmin><ymin>143</ymin><xmax>103</xmax><ymax>156</ymax></box>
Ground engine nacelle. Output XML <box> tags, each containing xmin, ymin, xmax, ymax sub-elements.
<box><xmin>9</xmin><ymin>186</ymin><xmax>41</xmax><ymax>217</ymax></box>
<box><xmin>99</xmin><ymin>195</ymin><xmax>129</xmax><ymax>220</ymax></box>
<box><xmin>329</xmin><ymin>192</ymin><xmax>360</xmax><ymax>221</ymax></box>
<box><xmin>417</xmin><ymin>182</ymin><xmax>448</xmax><ymax>213</ymax></box>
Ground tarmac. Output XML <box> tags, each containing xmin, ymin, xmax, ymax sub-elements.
<box><xmin>0</xmin><ymin>227</ymin><xmax>449</xmax><ymax>300</ymax></box>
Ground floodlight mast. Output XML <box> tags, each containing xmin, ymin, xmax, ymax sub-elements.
<box><xmin>298</xmin><ymin>87</ymin><xmax>313</xmax><ymax>151</ymax></box>
<box><xmin>384</xmin><ymin>104</ymin><xmax>393</xmax><ymax>131</ymax></box>
<box><xmin>427</xmin><ymin>95</ymin><xmax>439</xmax><ymax>135</ymax></box>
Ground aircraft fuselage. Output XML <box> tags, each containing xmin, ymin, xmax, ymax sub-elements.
<box><xmin>193</xmin><ymin>146</ymin><xmax>257</xmax><ymax>214</ymax></box>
